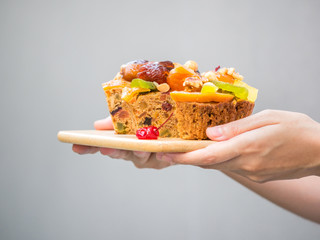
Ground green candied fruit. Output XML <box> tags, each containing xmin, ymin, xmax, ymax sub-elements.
<box><xmin>159</xmin><ymin>129</ymin><xmax>172</xmax><ymax>137</ymax></box>
<box><xmin>116</xmin><ymin>122</ymin><xmax>127</xmax><ymax>134</ymax></box>
<box><xmin>212</xmin><ymin>80</ymin><xmax>248</xmax><ymax>100</ymax></box>
<box><xmin>131</xmin><ymin>78</ymin><xmax>156</xmax><ymax>90</ymax></box>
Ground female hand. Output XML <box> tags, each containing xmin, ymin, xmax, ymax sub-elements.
<box><xmin>157</xmin><ymin>110</ymin><xmax>320</xmax><ymax>182</ymax></box>
<box><xmin>72</xmin><ymin>117</ymin><xmax>171</xmax><ymax>169</ymax></box>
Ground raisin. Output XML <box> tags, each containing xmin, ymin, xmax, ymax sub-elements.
<box><xmin>110</xmin><ymin>106</ymin><xmax>122</xmax><ymax>116</ymax></box>
<box><xmin>162</xmin><ymin>101</ymin><xmax>172</xmax><ymax>111</ymax></box>
<box><xmin>143</xmin><ymin>117</ymin><xmax>152</xmax><ymax>125</ymax></box>
<box><xmin>137</xmin><ymin>62</ymin><xmax>170</xmax><ymax>84</ymax></box>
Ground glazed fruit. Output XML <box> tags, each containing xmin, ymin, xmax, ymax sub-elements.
<box><xmin>130</xmin><ymin>78</ymin><xmax>156</xmax><ymax>90</ymax></box>
<box><xmin>216</xmin><ymin>73</ymin><xmax>235</xmax><ymax>84</ymax></box>
<box><xmin>234</xmin><ymin>80</ymin><xmax>258</xmax><ymax>102</ymax></box>
<box><xmin>170</xmin><ymin>91</ymin><xmax>234</xmax><ymax>103</ymax></box>
<box><xmin>212</xmin><ymin>80</ymin><xmax>248</xmax><ymax>100</ymax></box>
<box><xmin>201</xmin><ymin>82</ymin><xmax>218</xmax><ymax>93</ymax></box>
<box><xmin>167</xmin><ymin>66</ymin><xmax>198</xmax><ymax>91</ymax></box>
<box><xmin>121</xmin><ymin>87</ymin><xmax>151</xmax><ymax>103</ymax></box>
<box><xmin>102</xmin><ymin>79</ymin><xmax>130</xmax><ymax>91</ymax></box>
<box><xmin>137</xmin><ymin>61</ymin><xmax>174</xmax><ymax>84</ymax></box>
<box><xmin>136</xmin><ymin>126</ymin><xmax>159</xmax><ymax>139</ymax></box>
<box><xmin>121</xmin><ymin>59</ymin><xmax>148</xmax><ymax>81</ymax></box>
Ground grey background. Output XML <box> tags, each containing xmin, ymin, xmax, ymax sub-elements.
<box><xmin>1</xmin><ymin>0</ymin><xmax>319</xmax><ymax>239</ymax></box>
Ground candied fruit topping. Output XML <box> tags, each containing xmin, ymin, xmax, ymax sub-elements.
<box><xmin>158</xmin><ymin>61</ymin><xmax>174</xmax><ymax>71</ymax></box>
<box><xmin>216</xmin><ymin>73</ymin><xmax>235</xmax><ymax>84</ymax></box>
<box><xmin>170</xmin><ymin>91</ymin><xmax>234</xmax><ymax>103</ymax></box>
<box><xmin>137</xmin><ymin>61</ymin><xmax>173</xmax><ymax>84</ymax></box>
<box><xmin>121</xmin><ymin>60</ymin><xmax>149</xmax><ymax>81</ymax></box>
<box><xmin>167</xmin><ymin>66</ymin><xmax>198</xmax><ymax>91</ymax></box>
<box><xmin>201</xmin><ymin>82</ymin><xmax>218</xmax><ymax>93</ymax></box>
<box><xmin>131</xmin><ymin>78</ymin><xmax>156</xmax><ymax>90</ymax></box>
<box><xmin>212</xmin><ymin>80</ymin><xmax>248</xmax><ymax>100</ymax></box>
<box><xmin>121</xmin><ymin>87</ymin><xmax>151</xmax><ymax>103</ymax></box>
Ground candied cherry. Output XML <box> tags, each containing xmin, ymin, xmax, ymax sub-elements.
<box><xmin>136</xmin><ymin>126</ymin><xmax>159</xmax><ymax>139</ymax></box>
<box><xmin>136</xmin><ymin>112</ymin><xmax>173</xmax><ymax>140</ymax></box>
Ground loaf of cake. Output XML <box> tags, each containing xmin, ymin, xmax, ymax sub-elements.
<box><xmin>102</xmin><ymin>60</ymin><xmax>258</xmax><ymax>140</ymax></box>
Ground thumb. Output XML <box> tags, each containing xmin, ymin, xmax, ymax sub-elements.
<box><xmin>94</xmin><ymin>116</ymin><xmax>114</xmax><ymax>130</ymax></box>
<box><xmin>206</xmin><ymin>110</ymin><xmax>278</xmax><ymax>141</ymax></box>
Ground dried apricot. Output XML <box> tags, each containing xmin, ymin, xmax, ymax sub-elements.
<box><xmin>216</xmin><ymin>73</ymin><xmax>235</xmax><ymax>84</ymax></box>
<box><xmin>167</xmin><ymin>66</ymin><xmax>198</xmax><ymax>91</ymax></box>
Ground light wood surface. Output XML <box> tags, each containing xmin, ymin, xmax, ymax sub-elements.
<box><xmin>57</xmin><ymin>130</ymin><xmax>214</xmax><ymax>152</ymax></box>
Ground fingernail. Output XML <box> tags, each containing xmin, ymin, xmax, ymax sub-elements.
<box><xmin>207</xmin><ymin>126</ymin><xmax>223</xmax><ymax>139</ymax></box>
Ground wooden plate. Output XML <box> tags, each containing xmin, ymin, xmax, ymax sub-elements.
<box><xmin>57</xmin><ymin>130</ymin><xmax>214</xmax><ymax>152</ymax></box>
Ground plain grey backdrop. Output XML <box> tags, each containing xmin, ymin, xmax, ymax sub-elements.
<box><xmin>1</xmin><ymin>0</ymin><xmax>319</xmax><ymax>239</ymax></box>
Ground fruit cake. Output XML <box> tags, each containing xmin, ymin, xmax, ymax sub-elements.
<box><xmin>102</xmin><ymin>60</ymin><xmax>258</xmax><ymax>140</ymax></box>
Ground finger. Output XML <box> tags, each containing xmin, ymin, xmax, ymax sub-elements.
<box><xmin>94</xmin><ymin>116</ymin><xmax>114</xmax><ymax>130</ymax></box>
<box><xmin>72</xmin><ymin>144</ymin><xmax>99</xmax><ymax>154</ymax></box>
<box><xmin>157</xmin><ymin>137</ymin><xmax>245</xmax><ymax>166</ymax></box>
<box><xmin>206</xmin><ymin>109</ymin><xmax>280</xmax><ymax>141</ymax></box>
<box><xmin>132</xmin><ymin>152</ymin><xmax>170</xmax><ymax>169</ymax></box>
<box><xmin>100</xmin><ymin>148</ymin><xmax>169</xmax><ymax>169</ymax></box>
<box><xmin>132</xmin><ymin>151</ymin><xmax>152</xmax><ymax>165</ymax></box>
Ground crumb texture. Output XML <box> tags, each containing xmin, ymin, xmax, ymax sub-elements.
<box><xmin>105</xmin><ymin>87</ymin><xmax>254</xmax><ymax>139</ymax></box>
<box><xmin>175</xmin><ymin>101</ymin><xmax>254</xmax><ymax>139</ymax></box>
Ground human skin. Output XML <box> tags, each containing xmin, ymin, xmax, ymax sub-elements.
<box><xmin>72</xmin><ymin>110</ymin><xmax>320</xmax><ymax>223</ymax></box>
<box><xmin>158</xmin><ymin>110</ymin><xmax>320</xmax><ymax>182</ymax></box>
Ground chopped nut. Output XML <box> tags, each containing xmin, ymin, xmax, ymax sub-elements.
<box><xmin>157</xmin><ymin>83</ymin><xmax>170</xmax><ymax>92</ymax></box>
<box><xmin>202</xmin><ymin>71</ymin><xmax>218</xmax><ymax>81</ymax></box>
<box><xmin>227</xmin><ymin>68</ymin><xmax>235</xmax><ymax>75</ymax></box>
<box><xmin>184</xmin><ymin>60</ymin><xmax>198</xmax><ymax>71</ymax></box>
<box><xmin>218</xmin><ymin>67</ymin><xmax>228</xmax><ymax>74</ymax></box>
<box><xmin>183</xmin><ymin>77</ymin><xmax>206</xmax><ymax>92</ymax></box>
<box><xmin>232</xmin><ymin>72</ymin><xmax>244</xmax><ymax>80</ymax></box>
